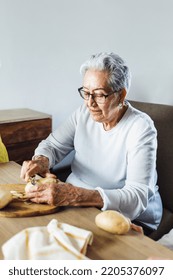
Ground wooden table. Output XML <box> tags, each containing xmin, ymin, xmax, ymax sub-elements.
<box><xmin>1</xmin><ymin>161</ymin><xmax>173</xmax><ymax>260</ymax></box>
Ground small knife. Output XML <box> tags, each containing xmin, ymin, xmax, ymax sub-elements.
<box><xmin>29</xmin><ymin>176</ymin><xmax>36</xmax><ymax>185</ymax></box>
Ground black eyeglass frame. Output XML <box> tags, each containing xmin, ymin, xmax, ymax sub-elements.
<box><xmin>78</xmin><ymin>87</ymin><xmax>116</xmax><ymax>104</ymax></box>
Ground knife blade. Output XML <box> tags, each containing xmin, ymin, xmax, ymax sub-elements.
<box><xmin>29</xmin><ymin>176</ymin><xmax>36</xmax><ymax>185</ymax></box>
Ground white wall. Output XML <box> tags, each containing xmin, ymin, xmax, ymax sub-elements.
<box><xmin>0</xmin><ymin>0</ymin><xmax>173</xmax><ymax>129</ymax></box>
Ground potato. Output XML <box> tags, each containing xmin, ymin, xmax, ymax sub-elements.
<box><xmin>25</xmin><ymin>177</ymin><xmax>58</xmax><ymax>193</ymax></box>
<box><xmin>0</xmin><ymin>188</ymin><xmax>13</xmax><ymax>209</ymax></box>
<box><xmin>95</xmin><ymin>210</ymin><xmax>131</xmax><ymax>234</ymax></box>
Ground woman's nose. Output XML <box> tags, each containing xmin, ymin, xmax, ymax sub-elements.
<box><xmin>88</xmin><ymin>95</ymin><xmax>96</xmax><ymax>107</ymax></box>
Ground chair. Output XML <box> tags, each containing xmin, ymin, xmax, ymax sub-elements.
<box><xmin>130</xmin><ymin>100</ymin><xmax>173</xmax><ymax>240</ymax></box>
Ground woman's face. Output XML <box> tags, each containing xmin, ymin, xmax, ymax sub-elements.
<box><xmin>83</xmin><ymin>69</ymin><xmax>123</xmax><ymax>125</ymax></box>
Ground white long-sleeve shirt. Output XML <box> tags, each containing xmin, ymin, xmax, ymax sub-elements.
<box><xmin>35</xmin><ymin>101</ymin><xmax>163</xmax><ymax>230</ymax></box>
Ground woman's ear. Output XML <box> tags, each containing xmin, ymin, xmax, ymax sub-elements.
<box><xmin>119</xmin><ymin>88</ymin><xmax>127</xmax><ymax>103</ymax></box>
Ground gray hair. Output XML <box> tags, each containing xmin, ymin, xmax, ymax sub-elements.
<box><xmin>80</xmin><ymin>52</ymin><xmax>131</xmax><ymax>93</ymax></box>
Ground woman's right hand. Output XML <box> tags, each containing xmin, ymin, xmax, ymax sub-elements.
<box><xmin>20</xmin><ymin>156</ymin><xmax>57</xmax><ymax>182</ymax></box>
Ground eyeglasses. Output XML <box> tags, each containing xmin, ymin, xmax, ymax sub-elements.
<box><xmin>78</xmin><ymin>87</ymin><xmax>115</xmax><ymax>104</ymax></box>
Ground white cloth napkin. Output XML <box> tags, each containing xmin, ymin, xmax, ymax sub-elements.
<box><xmin>2</xmin><ymin>219</ymin><xmax>93</xmax><ymax>260</ymax></box>
<box><xmin>157</xmin><ymin>229</ymin><xmax>173</xmax><ymax>250</ymax></box>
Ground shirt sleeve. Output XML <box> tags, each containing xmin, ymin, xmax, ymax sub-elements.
<box><xmin>34</xmin><ymin>106</ymin><xmax>81</xmax><ymax>168</ymax></box>
<box><xmin>96</xmin><ymin>115</ymin><xmax>158</xmax><ymax>221</ymax></box>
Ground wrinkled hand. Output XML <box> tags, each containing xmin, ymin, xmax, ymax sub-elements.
<box><xmin>25</xmin><ymin>181</ymin><xmax>104</xmax><ymax>208</ymax></box>
<box><xmin>25</xmin><ymin>182</ymin><xmax>79</xmax><ymax>206</ymax></box>
<box><xmin>20</xmin><ymin>157</ymin><xmax>57</xmax><ymax>182</ymax></box>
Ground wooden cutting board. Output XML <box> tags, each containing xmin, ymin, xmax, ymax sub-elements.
<box><xmin>0</xmin><ymin>184</ymin><xmax>59</xmax><ymax>217</ymax></box>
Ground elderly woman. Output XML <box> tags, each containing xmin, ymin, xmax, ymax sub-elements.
<box><xmin>21</xmin><ymin>52</ymin><xmax>162</xmax><ymax>233</ymax></box>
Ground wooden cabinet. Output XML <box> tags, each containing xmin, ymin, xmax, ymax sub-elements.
<box><xmin>0</xmin><ymin>108</ymin><xmax>52</xmax><ymax>164</ymax></box>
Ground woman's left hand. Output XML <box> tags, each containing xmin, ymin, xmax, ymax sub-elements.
<box><xmin>25</xmin><ymin>181</ymin><xmax>104</xmax><ymax>208</ymax></box>
<box><xmin>25</xmin><ymin>181</ymin><xmax>77</xmax><ymax>206</ymax></box>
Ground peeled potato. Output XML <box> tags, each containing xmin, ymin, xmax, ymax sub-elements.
<box><xmin>0</xmin><ymin>188</ymin><xmax>13</xmax><ymax>209</ymax></box>
<box><xmin>25</xmin><ymin>177</ymin><xmax>58</xmax><ymax>193</ymax></box>
<box><xmin>95</xmin><ymin>210</ymin><xmax>131</xmax><ymax>234</ymax></box>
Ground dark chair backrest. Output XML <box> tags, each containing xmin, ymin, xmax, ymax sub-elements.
<box><xmin>130</xmin><ymin>100</ymin><xmax>173</xmax><ymax>213</ymax></box>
